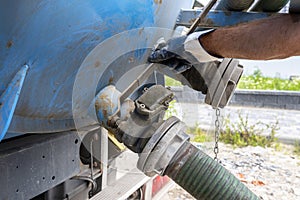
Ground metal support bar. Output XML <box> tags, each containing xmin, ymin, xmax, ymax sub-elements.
<box><xmin>101</xmin><ymin>127</ymin><xmax>108</xmax><ymax>189</ymax></box>
<box><xmin>91</xmin><ymin>169</ymin><xmax>150</xmax><ymax>200</ymax></box>
<box><xmin>176</xmin><ymin>9</ymin><xmax>286</xmax><ymax>28</ymax></box>
<box><xmin>144</xmin><ymin>178</ymin><xmax>154</xmax><ymax>200</ymax></box>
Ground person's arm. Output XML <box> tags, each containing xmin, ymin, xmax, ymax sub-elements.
<box><xmin>200</xmin><ymin>14</ymin><xmax>300</xmax><ymax>60</ymax></box>
<box><xmin>148</xmin><ymin>14</ymin><xmax>300</xmax><ymax>95</ymax></box>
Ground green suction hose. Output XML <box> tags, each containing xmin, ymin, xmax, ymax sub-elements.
<box><xmin>164</xmin><ymin>141</ymin><xmax>259</xmax><ymax>200</ymax></box>
<box><xmin>138</xmin><ymin>117</ymin><xmax>259</xmax><ymax>199</ymax></box>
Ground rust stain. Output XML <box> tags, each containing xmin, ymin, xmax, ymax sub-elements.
<box><xmin>154</xmin><ymin>0</ymin><xmax>162</xmax><ymax>4</ymax></box>
<box><xmin>47</xmin><ymin>114</ymin><xmax>55</xmax><ymax>118</ymax></box>
<box><xmin>102</xmin><ymin>110</ymin><xmax>108</xmax><ymax>119</ymax></box>
<box><xmin>138</xmin><ymin>27</ymin><xmax>144</xmax><ymax>36</ymax></box>
<box><xmin>251</xmin><ymin>180</ymin><xmax>265</xmax><ymax>186</ymax></box>
<box><xmin>203</xmin><ymin>18</ymin><xmax>215</xmax><ymax>27</ymax></box>
<box><xmin>95</xmin><ymin>93</ymin><xmax>114</xmax><ymax>119</ymax></box>
<box><xmin>6</xmin><ymin>40</ymin><xmax>13</xmax><ymax>48</ymax></box>
<box><xmin>47</xmin><ymin>114</ymin><xmax>55</xmax><ymax>124</ymax></box>
<box><xmin>94</xmin><ymin>61</ymin><xmax>101</xmax><ymax>68</ymax></box>
<box><xmin>109</xmin><ymin>77</ymin><xmax>114</xmax><ymax>84</ymax></box>
<box><xmin>128</xmin><ymin>57</ymin><xmax>134</xmax><ymax>63</ymax></box>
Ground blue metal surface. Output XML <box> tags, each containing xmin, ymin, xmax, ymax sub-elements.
<box><xmin>0</xmin><ymin>0</ymin><xmax>193</xmax><ymax>134</ymax></box>
<box><xmin>0</xmin><ymin>65</ymin><xmax>28</xmax><ymax>141</ymax></box>
<box><xmin>176</xmin><ymin>9</ymin><xmax>281</xmax><ymax>28</ymax></box>
<box><xmin>72</xmin><ymin>27</ymin><xmax>176</xmax><ymax>133</ymax></box>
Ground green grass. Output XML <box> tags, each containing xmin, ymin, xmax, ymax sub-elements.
<box><xmin>294</xmin><ymin>142</ymin><xmax>300</xmax><ymax>156</ymax></box>
<box><xmin>220</xmin><ymin>112</ymin><xmax>280</xmax><ymax>148</ymax></box>
<box><xmin>238</xmin><ymin>69</ymin><xmax>300</xmax><ymax>91</ymax></box>
<box><xmin>165</xmin><ymin>76</ymin><xmax>182</xmax><ymax>87</ymax></box>
<box><xmin>164</xmin><ymin>70</ymin><xmax>297</xmax><ymax>149</ymax></box>
<box><xmin>188</xmin><ymin>126</ymin><xmax>213</xmax><ymax>143</ymax></box>
<box><xmin>165</xmin><ymin>69</ymin><xmax>300</xmax><ymax>91</ymax></box>
<box><xmin>164</xmin><ymin>100</ymin><xmax>178</xmax><ymax>119</ymax></box>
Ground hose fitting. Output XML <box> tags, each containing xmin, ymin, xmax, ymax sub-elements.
<box><xmin>96</xmin><ymin>86</ymin><xmax>259</xmax><ymax>199</ymax></box>
<box><xmin>138</xmin><ymin>117</ymin><xmax>259</xmax><ymax>200</ymax></box>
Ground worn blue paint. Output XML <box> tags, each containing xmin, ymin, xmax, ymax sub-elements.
<box><xmin>95</xmin><ymin>85</ymin><xmax>135</xmax><ymax>128</ymax></box>
<box><xmin>0</xmin><ymin>0</ymin><xmax>282</xmax><ymax>137</ymax></box>
<box><xmin>0</xmin><ymin>65</ymin><xmax>29</xmax><ymax>141</ymax></box>
<box><xmin>0</xmin><ymin>0</ymin><xmax>194</xmax><ymax>134</ymax></box>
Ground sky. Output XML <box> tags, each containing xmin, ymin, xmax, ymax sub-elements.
<box><xmin>240</xmin><ymin>56</ymin><xmax>300</xmax><ymax>79</ymax></box>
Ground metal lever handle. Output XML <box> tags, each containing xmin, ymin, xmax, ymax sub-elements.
<box><xmin>187</xmin><ymin>0</ymin><xmax>218</xmax><ymax>34</ymax></box>
<box><xmin>108</xmin><ymin>64</ymin><xmax>157</xmax><ymax>124</ymax></box>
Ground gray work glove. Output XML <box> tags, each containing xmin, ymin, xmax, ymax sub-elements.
<box><xmin>148</xmin><ymin>31</ymin><xmax>243</xmax><ymax>109</ymax></box>
<box><xmin>148</xmin><ymin>31</ymin><xmax>218</xmax><ymax>93</ymax></box>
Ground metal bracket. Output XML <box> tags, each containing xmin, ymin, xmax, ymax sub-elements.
<box><xmin>108</xmin><ymin>64</ymin><xmax>157</xmax><ymax>125</ymax></box>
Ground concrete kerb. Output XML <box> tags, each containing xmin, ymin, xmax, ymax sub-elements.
<box><xmin>170</xmin><ymin>86</ymin><xmax>300</xmax><ymax>145</ymax></box>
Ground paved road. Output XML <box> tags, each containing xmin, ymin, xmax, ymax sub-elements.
<box><xmin>173</xmin><ymin>103</ymin><xmax>300</xmax><ymax>144</ymax></box>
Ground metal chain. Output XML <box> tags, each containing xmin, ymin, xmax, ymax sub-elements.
<box><xmin>214</xmin><ymin>108</ymin><xmax>221</xmax><ymax>161</ymax></box>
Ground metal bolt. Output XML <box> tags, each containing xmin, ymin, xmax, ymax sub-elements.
<box><xmin>143</xmin><ymin>87</ymin><xmax>148</xmax><ymax>93</ymax></box>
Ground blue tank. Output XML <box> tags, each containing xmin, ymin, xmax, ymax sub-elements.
<box><xmin>0</xmin><ymin>0</ymin><xmax>193</xmax><ymax>139</ymax></box>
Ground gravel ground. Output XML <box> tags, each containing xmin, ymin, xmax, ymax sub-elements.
<box><xmin>165</xmin><ymin>143</ymin><xmax>300</xmax><ymax>200</ymax></box>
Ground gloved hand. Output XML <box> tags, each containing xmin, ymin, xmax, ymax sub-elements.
<box><xmin>149</xmin><ymin>31</ymin><xmax>243</xmax><ymax>108</ymax></box>
<box><xmin>148</xmin><ymin>31</ymin><xmax>218</xmax><ymax>93</ymax></box>
<box><xmin>148</xmin><ymin>31</ymin><xmax>218</xmax><ymax>74</ymax></box>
